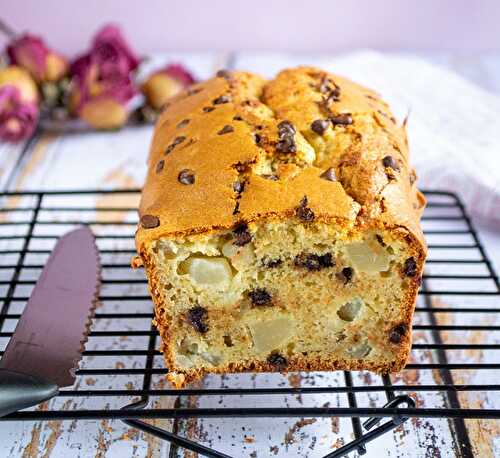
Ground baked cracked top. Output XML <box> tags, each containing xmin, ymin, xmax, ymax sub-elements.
<box><xmin>137</xmin><ymin>66</ymin><xmax>425</xmax><ymax>250</ymax></box>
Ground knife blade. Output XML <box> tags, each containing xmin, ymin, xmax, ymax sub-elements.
<box><xmin>0</xmin><ymin>226</ymin><xmax>100</xmax><ymax>417</ymax></box>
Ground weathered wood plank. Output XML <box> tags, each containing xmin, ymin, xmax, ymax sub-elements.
<box><xmin>0</xmin><ymin>138</ymin><xmax>31</xmax><ymax>190</ymax></box>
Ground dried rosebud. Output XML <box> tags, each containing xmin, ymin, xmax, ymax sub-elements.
<box><xmin>68</xmin><ymin>24</ymin><xmax>140</xmax><ymax>129</ymax></box>
<box><xmin>7</xmin><ymin>34</ymin><xmax>68</xmax><ymax>82</ymax></box>
<box><xmin>0</xmin><ymin>66</ymin><xmax>39</xmax><ymax>104</ymax></box>
<box><xmin>142</xmin><ymin>64</ymin><xmax>196</xmax><ymax>110</ymax></box>
<box><xmin>0</xmin><ymin>87</ymin><xmax>38</xmax><ymax>142</ymax></box>
<box><xmin>0</xmin><ymin>66</ymin><xmax>39</xmax><ymax>142</ymax></box>
<box><xmin>73</xmin><ymin>72</ymin><xmax>135</xmax><ymax>129</ymax></box>
<box><xmin>69</xmin><ymin>50</ymin><xmax>136</xmax><ymax>129</ymax></box>
<box><xmin>89</xmin><ymin>24</ymin><xmax>140</xmax><ymax>80</ymax></box>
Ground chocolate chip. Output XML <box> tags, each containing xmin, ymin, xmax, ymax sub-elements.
<box><xmin>324</xmin><ymin>87</ymin><xmax>341</xmax><ymax>105</ymax></box>
<box><xmin>295</xmin><ymin>196</ymin><xmax>315</xmax><ymax>222</ymax></box>
<box><xmin>233</xmin><ymin>115</ymin><xmax>243</xmax><ymax>121</ymax></box>
<box><xmin>267</xmin><ymin>352</ymin><xmax>287</xmax><ymax>368</ymax></box>
<box><xmin>276</xmin><ymin>137</ymin><xmax>297</xmax><ymax>153</ymax></box>
<box><xmin>165</xmin><ymin>136</ymin><xmax>186</xmax><ymax>154</ymax></box>
<box><xmin>203</xmin><ymin>106</ymin><xmax>215</xmax><ymax>113</ymax></box>
<box><xmin>276</xmin><ymin>120</ymin><xmax>297</xmax><ymax>153</ymax></box>
<box><xmin>277</xmin><ymin>120</ymin><xmax>296</xmax><ymax>136</ymax></box>
<box><xmin>187</xmin><ymin>306</ymin><xmax>209</xmax><ymax>333</ymax></box>
<box><xmin>140</xmin><ymin>214</ymin><xmax>160</xmax><ymax>229</ymax></box>
<box><xmin>317</xmin><ymin>75</ymin><xmax>339</xmax><ymax>97</ymax></box>
<box><xmin>375</xmin><ymin>234</ymin><xmax>386</xmax><ymax>247</ymax></box>
<box><xmin>176</xmin><ymin>119</ymin><xmax>190</xmax><ymax>128</ymax></box>
<box><xmin>234</xmin><ymin>161</ymin><xmax>251</xmax><ymax>173</ymax></box>
<box><xmin>320</xmin><ymin>167</ymin><xmax>337</xmax><ymax>182</ymax></box>
<box><xmin>233</xmin><ymin>181</ymin><xmax>245</xmax><ymax>193</ymax></box>
<box><xmin>403</xmin><ymin>257</ymin><xmax>417</xmax><ymax>277</ymax></box>
<box><xmin>294</xmin><ymin>252</ymin><xmax>334</xmax><ymax>271</ymax></box>
<box><xmin>264</xmin><ymin>258</ymin><xmax>282</xmax><ymax>268</ymax></box>
<box><xmin>330</xmin><ymin>114</ymin><xmax>353</xmax><ymax>126</ymax></box>
<box><xmin>218</xmin><ymin>125</ymin><xmax>234</xmax><ymax>135</ymax></box>
<box><xmin>178</xmin><ymin>169</ymin><xmax>195</xmax><ymax>185</ymax></box>
<box><xmin>311</xmin><ymin>119</ymin><xmax>329</xmax><ymax>135</ymax></box>
<box><xmin>389</xmin><ymin>324</ymin><xmax>407</xmax><ymax>344</ymax></box>
<box><xmin>254</xmin><ymin>133</ymin><xmax>262</xmax><ymax>145</ymax></box>
<box><xmin>213</xmin><ymin>95</ymin><xmax>231</xmax><ymax>105</ymax></box>
<box><xmin>249</xmin><ymin>288</ymin><xmax>273</xmax><ymax>306</ymax></box>
<box><xmin>317</xmin><ymin>75</ymin><xmax>331</xmax><ymax>93</ymax></box>
<box><xmin>329</xmin><ymin>87</ymin><xmax>341</xmax><ymax>100</ymax></box>
<box><xmin>156</xmin><ymin>160</ymin><xmax>164</xmax><ymax>174</ymax></box>
<box><xmin>336</xmin><ymin>267</ymin><xmax>353</xmax><ymax>284</ymax></box>
<box><xmin>261</xmin><ymin>174</ymin><xmax>279</xmax><ymax>181</ymax></box>
<box><xmin>216</xmin><ymin>69</ymin><xmax>232</xmax><ymax>79</ymax></box>
<box><xmin>382</xmin><ymin>155</ymin><xmax>400</xmax><ymax>171</ymax></box>
<box><xmin>233</xmin><ymin>223</ymin><xmax>252</xmax><ymax>246</ymax></box>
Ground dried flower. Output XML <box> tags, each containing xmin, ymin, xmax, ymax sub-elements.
<box><xmin>0</xmin><ymin>66</ymin><xmax>39</xmax><ymax>141</ymax></box>
<box><xmin>7</xmin><ymin>34</ymin><xmax>68</xmax><ymax>82</ymax></box>
<box><xmin>0</xmin><ymin>66</ymin><xmax>39</xmax><ymax>104</ymax></box>
<box><xmin>71</xmin><ymin>69</ymin><xmax>136</xmax><ymax>129</ymax></box>
<box><xmin>141</xmin><ymin>63</ymin><xmax>196</xmax><ymax>110</ymax></box>
<box><xmin>89</xmin><ymin>24</ymin><xmax>140</xmax><ymax>80</ymax></box>
<box><xmin>68</xmin><ymin>24</ymin><xmax>139</xmax><ymax>129</ymax></box>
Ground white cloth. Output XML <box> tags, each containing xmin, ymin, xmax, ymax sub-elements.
<box><xmin>321</xmin><ymin>52</ymin><xmax>500</xmax><ymax>225</ymax></box>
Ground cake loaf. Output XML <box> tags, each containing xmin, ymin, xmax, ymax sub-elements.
<box><xmin>135</xmin><ymin>66</ymin><xmax>427</xmax><ymax>388</ymax></box>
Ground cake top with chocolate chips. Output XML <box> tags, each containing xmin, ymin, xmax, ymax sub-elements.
<box><xmin>136</xmin><ymin>66</ymin><xmax>425</xmax><ymax>252</ymax></box>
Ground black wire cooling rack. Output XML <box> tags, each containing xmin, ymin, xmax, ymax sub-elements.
<box><xmin>0</xmin><ymin>189</ymin><xmax>499</xmax><ymax>458</ymax></box>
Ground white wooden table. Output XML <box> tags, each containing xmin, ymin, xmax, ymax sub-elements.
<box><xmin>0</xmin><ymin>52</ymin><xmax>499</xmax><ymax>458</ymax></box>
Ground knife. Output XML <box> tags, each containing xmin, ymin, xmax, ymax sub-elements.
<box><xmin>0</xmin><ymin>226</ymin><xmax>100</xmax><ymax>417</ymax></box>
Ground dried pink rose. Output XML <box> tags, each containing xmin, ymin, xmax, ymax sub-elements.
<box><xmin>70</xmin><ymin>24</ymin><xmax>139</xmax><ymax>82</ymax></box>
<box><xmin>68</xmin><ymin>24</ymin><xmax>139</xmax><ymax>129</ymax></box>
<box><xmin>0</xmin><ymin>85</ymin><xmax>38</xmax><ymax>142</ymax></box>
<box><xmin>141</xmin><ymin>63</ymin><xmax>196</xmax><ymax>109</ymax></box>
<box><xmin>70</xmin><ymin>69</ymin><xmax>136</xmax><ymax>129</ymax></box>
<box><xmin>7</xmin><ymin>34</ymin><xmax>68</xmax><ymax>82</ymax></box>
<box><xmin>89</xmin><ymin>24</ymin><xmax>139</xmax><ymax>80</ymax></box>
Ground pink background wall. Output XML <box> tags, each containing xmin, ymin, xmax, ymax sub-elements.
<box><xmin>1</xmin><ymin>0</ymin><xmax>499</xmax><ymax>54</ymax></box>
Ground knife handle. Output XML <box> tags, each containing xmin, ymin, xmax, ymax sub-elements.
<box><xmin>0</xmin><ymin>369</ymin><xmax>58</xmax><ymax>418</ymax></box>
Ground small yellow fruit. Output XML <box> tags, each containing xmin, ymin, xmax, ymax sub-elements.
<box><xmin>79</xmin><ymin>98</ymin><xmax>128</xmax><ymax>130</ymax></box>
<box><xmin>141</xmin><ymin>73</ymin><xmax>183</xmax><ymax>110</ymax></box>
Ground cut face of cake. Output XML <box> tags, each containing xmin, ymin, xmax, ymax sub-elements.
<box><xmin>143</xmin><ymin>219</ymin><xmax>422</xmax><ymax>387</ymax></box>
<box><xmin>135</xmin><ymin>66</ymin><xmax>426</xmax><ymax>387</ymax></box>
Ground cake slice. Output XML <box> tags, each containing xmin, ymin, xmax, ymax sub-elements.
<box><xmin>134</xmin><ymin>67</ymin><xmax>426</xmax><ymax>387</ymax></box>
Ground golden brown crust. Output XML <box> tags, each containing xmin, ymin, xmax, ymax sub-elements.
<box><xmin>136</xmin><ymin>66</ymin><xmax>424</xmax><ymax>249</ymax></box>
<box><xmin>136</xmin><ymin>66</ymin><xmax>427</xmax><ymax>387</ymax></box>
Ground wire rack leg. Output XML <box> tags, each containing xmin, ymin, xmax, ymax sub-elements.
<box><xmin>323</xmin><ymin>395</ymin><xmax>416</xmax><ymax>458</ymax></box>
<box><xmin>121</xmin><ymin>399</ymin><xmax>231</xmax><ymax>458</ymax></box>
<box><xmin>119</xmin><ymin>323</ymin><xmax>231</xmax><ymax>458</ymax></box>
